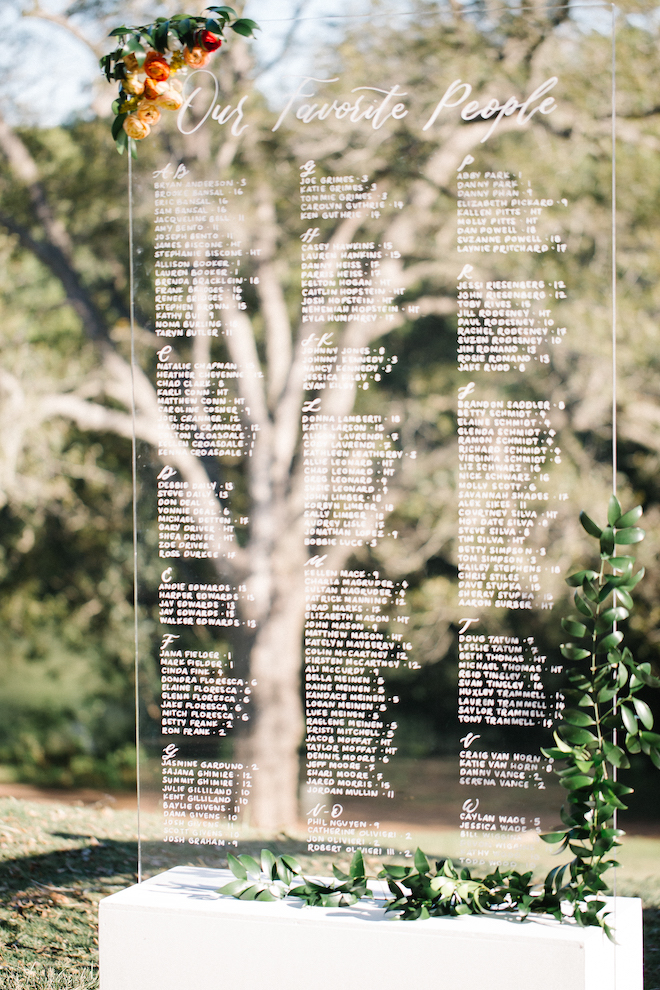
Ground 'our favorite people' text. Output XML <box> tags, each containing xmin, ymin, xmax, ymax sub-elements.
<box><xmin>176</xmin><ymin>74</ymin><xmax>559</xmax><ymax>143</ymax></box>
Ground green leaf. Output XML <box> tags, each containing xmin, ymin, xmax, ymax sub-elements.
<box><xmin>602</xmin><ymin>741</ymin><xmax>629</xmax><ymax>768</ymax></box>
<box><xmin>227</xmin><ymin>852</ymin><xmax>247</xmax><ymax>880</ymax></box>
<box><xmin>573</xmin><ymin>592</ymin><xmax>593</xmax><ymax>617</ymax></box>
<box><xmin>154</xmin><ymin>19</ymin><xmax>170</xmax><ymax>52</ymax></box>
<box><xmin>561</xmin><ymin>708</ymin><xmax>595</xmax><ymax>727</ymax></box>
<box><xmin>614</xmin><ymin>527</ymin><xmax>644</xmax><ymax>545</ymax></box>
<box><xmin>217</xmin><ymin>878</ymin><xmax>251</xmax><ymax>896</ymax></box>
<box><xmin>636</xmin><ymin>665</ymin><xmax>660</xmax><ymax>688</ymax></box>
<box><xmin>596</xmin><ymin>683</ymin><xmax>618</xmax><ymax>703</ymax></box>
<box><xmin>123</xmin><ymin>36</ymin><xmax>146</xmax><ymax>55</ymax></box>
<box><xmin>561</xmin><ymin>618</ymin><xmax>589</xmax><ymax>638</ymax></box>
<box><xmin>595</xmin><ymin>631</ymin><xmax>623</xmax><ymax>653</ymax></box>
<box><xmin>621</xmin><ymin>705</ymin><xmax>638</xmax><ymax>735</ymax></box>
<box><xmin>231</xmin><ymin>18</ymin><xmax>259</xmax><ymax>35</ymax></box>
<box><xmin>260</xmin><ymin>849</ymin><xmax>276</xmax><ymax>878</ymax></box>
<box><xmin>414</xmin><ymin>848</ymin><xmax>430</xmax><ymax>873</ymax></box>
<box><xmin>552</xmin><ymin>731</ymin><xmax>575</xmax><ymax>754</ymax></box>
<box><xmin>558</xmin><ymin>724</ymin><xmax>598</xmax><ymax>746</ymax></box>
<box><xmin>582</xmin><ymin>579</ymin><xmax>599</xmax><ymax>602</ymax></box>
<box><xmin>237</xmin><ymin>884</ymin><xmax>261</xmax><ymax>901</ymax></box>
<box><xmin>205</xmin><ymin>5</ymin><xmax>238</xmax><ymax>15</ymax></box>
<box><xmin>280</xmin><ymin>855</ymin><xmax>302</xmax><ymax>876</ymax></box>
<box><xmin>562</xmin><ymin>774</ymin><xmax>594</xmax><ymax>790</ymax></box>
<box><xmin>616</xmin><ymin>588</ymin><xmax>634</xmax><ymax>609</ymax></box>
<box><xmin>633</xmin><ymin>698</ymin><xmax>654</xmax><ymax>729</ymax></box>
<box><xmin>607</xmin><ymin>494</ymin><xmax>622</xmax><ymax>526</ymax></box>
<box><xmin>111</xmin><ymin>113</ymin><xmax>127</xmax><ymax>140</ymax></box>
<box><xmin>579</xmin><ymin>512</ymin><xmax>602</xmax><ymax>538</ymax></box>
<box><xmin>566</xmin><ymin>569</ymin><xmax>599</xmax><ymax>587</ymax></box>
<box><xmin>628</xmin><ymin>567</ymin><xmax>646</xmax><ymax>587</ymax></box>
<box><xmin>616</xmin><ymin>505</ymin><xmax>643</xmax><ymax>528</ymax></box>
<box><xmin>540</xmin><ymin>831</ymin><xmax>568</xmax><ymax>844</ymax></box>
<box><xmin>596</xmin><ymin>606</ymin><xmax>629</xmax><ymax>628</ymax></box>
<box><xmin>649</xmin><ymin>748</ymin><xmax>660</xmax><ymax>770</ymax></box>
<box><xmin>239</xmin><ymin>854</ymin><xmax>262</xmax><ymax>878</ymax></box>
<box><xmin>541</xmin><ymin>746</ymin><xmax>566</xmax><ymax>760</ymax></box>
<box><xmin>256</xmin><ymin>888</ymin><xmax>279</xmax><ymax>902</ymax></box>
<box><xmin>381</xmin><ymin>865</ymin><xmax>410</xmax><ymax>880</ymax></box>
<box><xmin>560</xmin><ymin>644</ymin><xmax>591</xmax><ymax>661</ymax></box>
<box><xmin>350</xmin><ymin>850</ymin><xmax>365</xmax><ymax>879</ymax></box>
<box><xmin>600</xmin><ymin>526</ymin><xmax>615</xmax><ymax>555</ymax></box>
<box><xmin>640</xmin><ymin>731</ymin><xmax>660</xmax><ymax>746</ymax></box>
<box><xmin>109</xmin><ymin>26</ymin><xmax>130</xmax><ymax>37</ymax></box>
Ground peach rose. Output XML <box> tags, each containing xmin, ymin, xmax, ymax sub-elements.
<box><xmin>144</xmin><ymin>51</ymin><xmax>171</xmax><ymax>81</ymax></box>
<box><xmin>137</xmin><ymin>100</ymin><xmax>161</xmax><ymax>124</ymax></box>
<box><xmin>122</xmin><ymin>74</ymin><xmax>145</xmax><ymax>96</ymax></box>
<box><xmin>123</xmin><ymin>114</ymin><xmax>151</xmax><ymax>140</ymax></box>
<box><xmin>123</xmin><ymin>53</ymin><xmax>140</xmax><ymax>74</ymax></box>
<box><xmin>144</xmin><ymin>78</ymin><xmax>169</xmax><ymax>100</ymax></box>
<box><xmin>155</xmin><ymin>89</ymin><xmax>183</xmax><ymax>112</ymax></box>
<box><xmin>183</xmin><ymin>46</ymin><xmax>210</xmax><ymax>68</ymax></box>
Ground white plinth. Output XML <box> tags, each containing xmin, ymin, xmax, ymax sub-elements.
<box><xmin>99</xmin><ymin>867</ymin><xmax>642</xmax><ymax>990</ymax></box>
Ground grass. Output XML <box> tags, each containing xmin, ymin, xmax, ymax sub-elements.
<box><xmin>0</xmin><ymin>796</ymin><xmax>659</xmax><ymax>988</ymax></box>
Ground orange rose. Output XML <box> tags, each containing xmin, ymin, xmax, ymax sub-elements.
<box><xmin>155</xmin><ymin>89</ymin><xmax>183</xmax><ymax>112</ymax></box>
<box><xmin>144</xmin><ymin>51</ymin><xmax>171</xmax><ymax>81</ymax></box>
<box><xmin>183</xmin><ymin>46</ymin><xmax>210</xmax><ymax>68</ymax></box>
<box><xmin>137</xmin><ymin>100</ymin><xmax>161</xmax><ymax>124</ymax></box>
<box><xmin>123</xmin><ymin>53</ymin><xmax>140</xmax><ymax>74</ymax></box>
<box><xmin>123</xmin><ymin>114</ymin><xmax>151</xmax><ymax>140</ymax></box>
<box><xmin>144</xmin><ymin>78</ymin><xmax>169</xmax><ymax>100</ymax></box>
<box><xmin>122</xmin><ymin>74</ymin><xmax>145</xmax><ymax>96</ymax></box>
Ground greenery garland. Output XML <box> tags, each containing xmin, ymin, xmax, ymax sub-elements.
<box><xmin>220</xmin><ymin>500</ymin><xmax>659</xmax><ymax>937</ymax></box>
<box><xmin>100</xmin><ymin>7</ymin><xmax>258</xmax><ymax>154</ymax></box>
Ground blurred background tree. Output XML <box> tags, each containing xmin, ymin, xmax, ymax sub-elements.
<box><xmin>0</xmin><ymin>0</ymin><xmax>659</xmax><ymax>832</ymax></box>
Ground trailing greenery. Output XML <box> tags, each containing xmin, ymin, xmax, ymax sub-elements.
<box><xmin>220</xmin><ymin>500</ymin><xmax>659</xmax><ymax>936</ymax></box>
<box><xmin>539</xmin><ymin>496</ymin><xmax>660</xmax><ymax>931</ymax></box>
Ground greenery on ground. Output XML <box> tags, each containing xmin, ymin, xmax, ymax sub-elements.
<box><xmin>0</xmin><ymin>797</ymin><xmax>658</xmax><ymax>988</ymax></box>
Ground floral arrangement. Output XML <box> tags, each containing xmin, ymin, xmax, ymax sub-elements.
<box><xmin>100</xmin><ymin>7</ymin><xmax>258</xmax><ymax>153</ymax></box>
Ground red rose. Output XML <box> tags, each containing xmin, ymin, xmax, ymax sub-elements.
<box><xmin>144</xmin><ymin>51</ymin><xmax>171</xmax><ymax>81</ymax></box>
<box><xmin>196</xmin><ymin>30</ymin><xmax>222</xmax><ymax>52</ymax></box>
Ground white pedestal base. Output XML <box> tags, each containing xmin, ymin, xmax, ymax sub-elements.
<box><xmin>99</xmin><ymin>867</ymin><xmax>642</xmax><ymax>990</ymax></box>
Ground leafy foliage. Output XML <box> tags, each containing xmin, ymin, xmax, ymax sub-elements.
<box><xmin>218</xmin><ymin>849</ymin><xmax>370</xmax><ymax>907</ymax></box>
<box><xmin>538</xmin><ymin>496</ymin><xmax>660</xmax><ymax>932</ymax></box>
<box><xmin>218</xmin><ymin>843</ymin><xmax>603</xmax><ymax>928</ymax></box>
<box><xmin>219</xmin><ymin>502</ymin><xmax>659</xmax><ymax>936</ymax></box>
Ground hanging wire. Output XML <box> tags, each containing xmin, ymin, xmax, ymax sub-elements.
<box><xmin>249</xmin><ymin>0</ymin><xmax>612</xmax><ymax>21</ymax></box>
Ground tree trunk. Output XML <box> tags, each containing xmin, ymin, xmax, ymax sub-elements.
<box><xmin>244</xmin><ymin>537</ymin><xmax>307</xmax><ymax>830</ymax></box>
